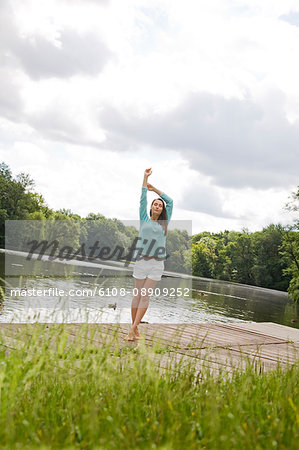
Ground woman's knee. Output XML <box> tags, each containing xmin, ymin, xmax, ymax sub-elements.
<box><xmin>139</xmin><ymin>295</ymin><xmax>150</xmax><ymax>306</ymax></box>
<box><xmin>133</xmin><ymin>293</ymin><xmax>141</xmax><ymax>302</ymax></box>
<box><xmin>132</xmin><ymin>296</ymin><xmax>141</xmax><ymax>308</ymax></box>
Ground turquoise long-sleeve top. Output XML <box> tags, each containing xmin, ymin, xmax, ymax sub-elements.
<box><xmin>134</xmin><ymin>186</ymin><xmax>173</xmax><ymax>260</ymax></box>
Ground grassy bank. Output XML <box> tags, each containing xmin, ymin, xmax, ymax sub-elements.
<box><xmin>0</xmin><ymin>324</ymin><xmax>298</xmax><ymax>449</ymax></box>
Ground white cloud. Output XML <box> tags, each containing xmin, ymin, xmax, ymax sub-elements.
<box><xmin>0</xmin><ymin>68</ymin><xmax>24</xmax><ymax>121</ymax></box>
<box><xmin>98</xmin><ymin>91</ymin><xmax>299</xmax><ymax>189</ymax></box>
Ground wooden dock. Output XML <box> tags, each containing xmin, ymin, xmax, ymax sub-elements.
<box><xmin>0</xmin><ymin>322</ymin><xmax>298</xmax><ymax>375</ymax></box>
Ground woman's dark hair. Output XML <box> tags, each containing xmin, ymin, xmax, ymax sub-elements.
<box><xmin>150</xmin><ymin>198</ymin><xmax>168</xmax><ymax>235</ymax></box>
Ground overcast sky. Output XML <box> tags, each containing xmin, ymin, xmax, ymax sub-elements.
<box><xmin>0</xmin><ymin>0</ymin><xmax>298</xmax><ymax>234</ymax></box>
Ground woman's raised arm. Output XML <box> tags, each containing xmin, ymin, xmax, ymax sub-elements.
<box><xmin>142</xmin><ymin>167</ymin><xmax>152</xmax><ymax>187</ymax></box>
<box><xmin>140</xmin><ymin>168</ymin><xmax>152</xmax><ymax>221</ymax></box>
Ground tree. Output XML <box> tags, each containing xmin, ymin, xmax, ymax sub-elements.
<box><xmin>0</xmin><ymin>162</ymin><xmax>49</xmax><ymax>247</ymax></box>
<box><xmin>192</xmin><ymin>236</ymin><xmax>217</xmax><ymax>278</ymax></box>
<box><xmin>166</xmin><ymin>229</ymin><xmax>191</xmax><ymax>273</ymax></box>
<box><xmin>281</xmin><ymin>186</ymin><xmax>299</xmax><ymax>302</ymax></box>
<box><xmin>225</xmin><ymin>233</ymin><xmax>254</xmax><ymax>285</ymax></box>
<box><xmin>251</xmin><ymin>224</ymin><xmax>290</xmax><ymax>290</ymax></box>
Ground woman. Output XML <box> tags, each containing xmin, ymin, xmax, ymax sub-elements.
<box><xmin>125</xmin><ymin>168</ymin><xmax>173</xmax><ymax>341</ymax></box>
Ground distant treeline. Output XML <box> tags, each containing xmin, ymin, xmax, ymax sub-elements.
<box><xmin>1</xmin><ymin>162</ymin><xmax>298</xmax><ymax>302</ymax></box>
<box><xmin>192</xmin><ymin>227</ymin><xmax>291</xmax><ymax>289</ymax></box>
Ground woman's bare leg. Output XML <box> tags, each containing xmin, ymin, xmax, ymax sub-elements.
<box><xmin>131</xmin><ymin>278</ymin><xmax>146</xmax><ymax>337</ymax></box>
<box><xmin>130</xmin><ymin>278</ymin><xmax>157</xmax><ymax>334</ymax></box>
<box><xmin>125</xmin><ymin>278</ymin><xmax>146</xmax><ymax>341</ymax></box>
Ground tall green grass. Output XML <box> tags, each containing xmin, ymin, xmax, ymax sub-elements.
<box><xmin>0</xmin><ymin>324</ymin><xmax>298</xmax><ymax>449</ymax></box>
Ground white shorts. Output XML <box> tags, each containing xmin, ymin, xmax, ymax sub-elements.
<box><xmin>133</xmin><ymin>257</ymin><xmax>165</xmax><ymax>281</ymax></box>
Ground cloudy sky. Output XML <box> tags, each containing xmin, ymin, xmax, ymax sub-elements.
<box><xmin>0</xmin><ymin>0</ymin><xmax>298</xmax><ymax>234</ymax></box>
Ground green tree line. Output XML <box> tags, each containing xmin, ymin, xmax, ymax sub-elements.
<box><xmin>192</xmin><ymin>226</ymin><xmax>290</xmax><ymax>288</ymax></box>
<box><xmin>0</xmin><ymin>162</ymin><xmax>298</xmax><ymax>302</ymax></box>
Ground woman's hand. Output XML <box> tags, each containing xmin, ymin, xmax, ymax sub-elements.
<box><xmin>148</xmin><ymin>183</ymin><xmax>162</xmax><ymax>196</ymax></box>
<box><xmin>144</xmin><ymin>167</ymin><xmax>152</xmax><ymax>177</ymax></box>
<box><xmin>143</xmin><ymin>167</ymin><xmax>153</xmax><ymax>188</ymax></box>
<box><xmin>147</xmin><ymin>183</ymin><xmax>155</xmax><ymax>191</ymax></box>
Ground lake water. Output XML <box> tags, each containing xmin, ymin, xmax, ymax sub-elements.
<box><xmin>0</xmin><ymin>251</ymin><xmax>298</xmax><ymax>328</ymax></box>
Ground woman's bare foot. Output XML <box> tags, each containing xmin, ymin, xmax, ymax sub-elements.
<box><xmin>124</xmin><ymin>330</ymin><xmax>135</xmax><ymax>341</ymax></box>
<box><xmin>134</xmin><ymin>327</ymin><xmax>140</xmax><ymax>337</ymax></box>
<box><xmin>134</xmin><ymin>327</ymin><xmax>143</xmax><ymax>340</ymax></box>
<box><xmin>135</xmin><ymin>335</ymin><xmax>143</xmax><ymax>340</ymax></box>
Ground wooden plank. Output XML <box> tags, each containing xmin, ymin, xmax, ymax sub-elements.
<box><xmin>228</xmin><ymin>343</ymin><xmax>299</xmax><ymax>364</ymax></box>
<box><xmin>138</xmin><ymin>323</ymin><xmax>285</xmax><ymax>348</ymax></box>
<box><xmin>157</xmin><ymin>344</ymin><xmax>287</xmax><ymax>372</ymax></box>
<box><xmin>222</xmin><ymin>322</ymin><xmax>299</xmax><ymax>343</ymax></box>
